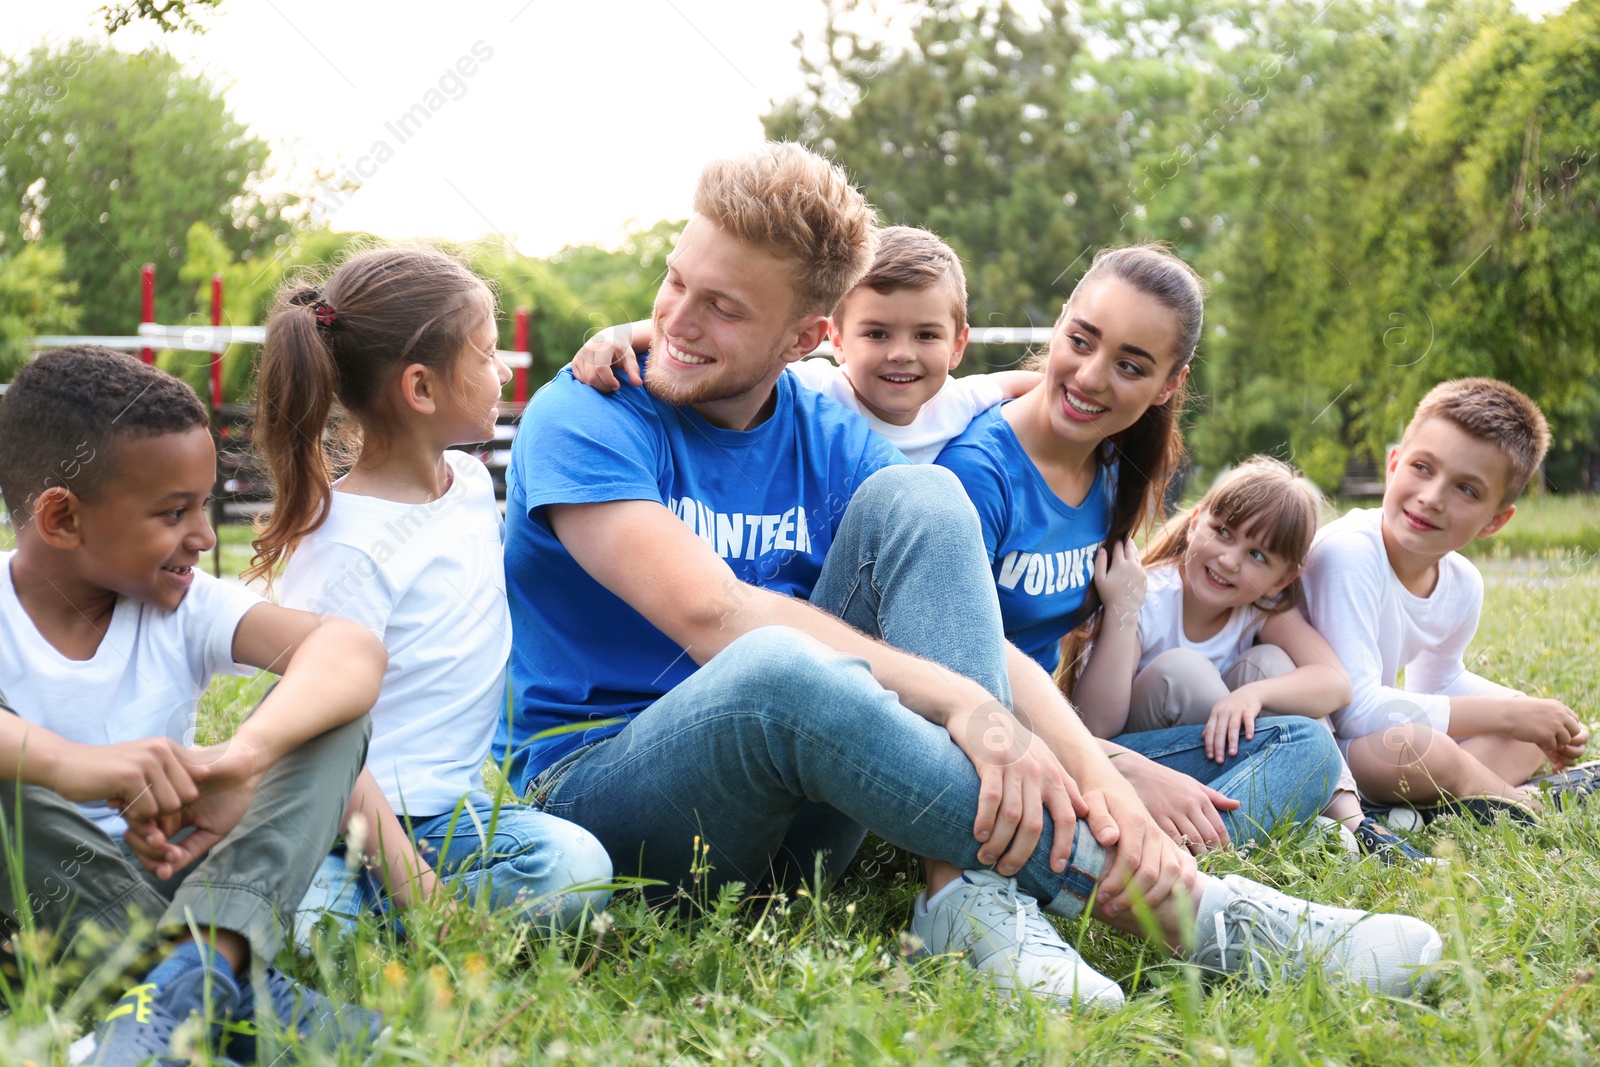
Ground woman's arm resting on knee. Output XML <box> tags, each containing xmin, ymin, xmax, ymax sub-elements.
<box><xmin>1007</xmin><ymin>645</ymin><xmax>1196</xmax><ymax>915</ymax></box>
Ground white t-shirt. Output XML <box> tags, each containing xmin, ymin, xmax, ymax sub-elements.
<box><xmin>1135</xmin><ymin>562</ymin><xmax>1269</xmax><ymax>675</ymax></box>
<box><xmin>279</xmin><ymin>451</ymin><xmax>511</xmax><ymax>818</ymax></box>
<box><xmin>786</xmin><ymin>358</ymin><xmax>1005</xmax><ymax>464</ymax></box>
<box><xmin>1302</xmin><ymin>507</ymin><xmax>1515</xmax><ymax>740</ymax></box>
<box><xmin>0</xmin><ymin>551</ymin><xmax>261</xmax><ymax>837</ymax></box>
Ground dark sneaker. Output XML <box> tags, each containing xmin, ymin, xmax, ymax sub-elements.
<box><xmin>69</xmin><ymin>968</ymin><xmax>242</xmax><ymax>1066</ymax></box>
<box><xmin>1370</xmin><ymin>795</ymin><xmax>1538</xmax><ymax>829</ymax></box>
<box><xmin>225</xmin><ymin>967</ymin><xmax>384</xmax><ymax>1063</ymax></box>
<box><xmin>1352</xmin><ymin>817</ymin><xmax>1440</xmax><ymax>866</ymax></box>
<box><xmin>1527</xmin><ymin>761</ymin><xmax>1600</xmax><ymax>809</ymax></box>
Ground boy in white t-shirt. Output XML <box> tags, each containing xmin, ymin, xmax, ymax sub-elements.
<box><xmin>0</xmin><ymin>348</ymin><xmax>387</xmax><ymax>1065</ymax></box>
<box><xmin>571</xmin><ymin>225</ymin><xmax>1037</xmax><ymax>462</ymax></box>
<box><xmin>1303</xmin><ymin>378</ymin><xmax>1594</xmax><ymax>818</ymax></box>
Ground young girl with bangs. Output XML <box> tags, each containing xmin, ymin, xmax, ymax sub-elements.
<box><xmin>1072</xmin><ymin>456</ymin><xmax>1432</xmax><ymax>863</ymax></box>
<box><xmin>248</xmin><ymin>245</ymin><xmax>612</xmax><ymax>939</ymax></box>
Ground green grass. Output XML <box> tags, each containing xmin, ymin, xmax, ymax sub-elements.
<box><xmin>3</xmin><ymin>545</ymin><xmax>1600</xmax><ymax>1063</ymax></box>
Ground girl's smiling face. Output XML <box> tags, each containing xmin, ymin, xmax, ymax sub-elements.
<box><xmin>1042</xmin><ymin>277</ymin><xmax>1188</xmax><ymax>449</ymax></box>
<box><xmin>1181</xmin><ymin>508</ymin><xmax>1299</xmax><ymax>611</ymax></box>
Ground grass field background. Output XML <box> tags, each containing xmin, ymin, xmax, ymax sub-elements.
<box><xmin>2</xmin><ymin>502</ymin><xmax>1598</xmax><ymax>1065</ymax></box>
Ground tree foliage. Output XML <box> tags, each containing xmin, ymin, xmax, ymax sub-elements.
<box><xmin>767</xmin><ymin>0</ymin><xmax>1600</xmax><ymax>490</ymax></box>
<box><xmin>0</xmin><ymin>245</ymin><xmax>79</xmax><ymax>381</ymax></box>
<box><xmin>99</xmin><ymin>0</ymin><xmax>225</xmax><ymax>35</ymax></box>
<box><xmin>0</xmin><ymin>41</ymin><xmax>288</xmax><ymax>336</ymax></box>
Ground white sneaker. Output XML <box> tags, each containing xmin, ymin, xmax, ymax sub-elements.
<box><xmin>1312</xmin><ymin>815</ymin><xmax>1361</xmax><ymax>855</ymax></box>
<box><xmin>1190</xmin><ymin>874</ymin><xmax>1443</xmax><ymax>996</ymax></box>
<box><xmin>910</xmin><ymin>870</ymin><xmax>1126</xmax><ymax>1011</ymax></box>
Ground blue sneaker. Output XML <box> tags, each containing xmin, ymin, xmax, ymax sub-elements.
<box><xmin>224</xmin><ymin>967</ymin><xmax>384</xmax><ymax>1063</ymax></box>
<box><xmin>69</xmin><ymin>967</ymin><xmax>242</xmax><ymax>1066</ymax></box>
<box><xmin>1352</xmin><ymin>817</ymin><xmax>1440</xmax><ymax>867</ymax></box>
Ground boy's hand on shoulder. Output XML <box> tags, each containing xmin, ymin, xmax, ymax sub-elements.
<box><xmin>571</xmin><ymin>324</ymin><xmax>642</xmax><ymax>393</ymax></box>
<box><xmin>51</xmin><ymin>738</ymin><xmax>202</xmax><ymax>824</ymax></box>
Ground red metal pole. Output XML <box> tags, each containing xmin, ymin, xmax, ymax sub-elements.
<box><xmin>512</xmin><ymin>305</ymin><xmax>529</xmax><ymax>405</ymax></box>
<box><xmin>139</xmin><ymin>263</ymin><xmax>156</xmax><ymax>364</ymax></box>
<box><xmin>209</xmin><ymin>274</ymin><xmax>224</xmax><ymax>410</ymax></box>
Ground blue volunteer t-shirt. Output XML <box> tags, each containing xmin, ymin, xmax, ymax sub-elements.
<box><xmin>935</xmin><ymin>405</ymin><xmax>1112</xmax><ymax>672</ymax></box>
<box><xmin>499</xmin><ymin>357</ymin><xmax>905</xmax><ymax>792</ymax></box>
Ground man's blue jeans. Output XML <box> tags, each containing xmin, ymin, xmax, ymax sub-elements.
<box><xmin>530</xmin><ymin>466</ymin><xmax>1337</xmax><ymax>916</ymax></box>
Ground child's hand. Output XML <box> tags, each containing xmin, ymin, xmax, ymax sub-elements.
<box><xmin>1092</xmin><ymin>537</ymin><xmax>1146</xmax><ymax>632</ymax></box>
<box><xmin>1507</xmin><ymin>697</ymin><xmax>1585</xmax><ymax>759</ymax></box>
<box><xmin>124</xmin><ymin>738</ymin><xmax>266</xmax><ymax>880</ymax></box>
<box><xmin>570</xmin><ymin>325</ymin><xmax>642</xmax><ymax>393</ymax></box>
<box><xmin>55</xmin><ymin>738</ymin><xmax>204</xmax><ymax>824</ymax></box>
<box><xmin>1204</xmin><ymin>690</ymin><xmax>1264</xmax><ymax>763</ymax></box>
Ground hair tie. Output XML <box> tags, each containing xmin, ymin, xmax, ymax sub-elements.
<box><xmin>312</xmin><ymin>300</ymin><xmax>340</xmax><ymax>331</ymax></box>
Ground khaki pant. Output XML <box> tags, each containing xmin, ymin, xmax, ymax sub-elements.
<box><xmin>0</xmin><ymin>712</ymin><xmax>369</xmax><ymax>969</ymax></box>
<box><xmin>1127</xmin><ymin>646</ymin><xmax>1357</xmax><ymax>795</ymax></box>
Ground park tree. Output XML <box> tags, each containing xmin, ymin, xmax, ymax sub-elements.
<box><xmin>0</xmin><ymin>245</ymin><xmax>79</xmax><ymax>381</ymax></box>
<box><xmin>99</xmin><ymin>0</ymin><xmax>225</xmax><ymax>35</ymax></box>
<box><xmin>1346</xmin><ymin>0</ymin><xmax>1600</xmax><ymax>489</ymax></box>
<box><xmin>0</xmin><ymin>41</ymin><xmax>290</xmax><ymax>336</ymax></box>
<box><xmin>765</xmin><ymin>0</ymin><xmax>1132</xmax><ymax>351</ymax></box>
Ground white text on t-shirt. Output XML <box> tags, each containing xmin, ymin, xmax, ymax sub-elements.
<box><xmin>997</xmin><ymin>543</ymin><xmax>1098</xmax><ymax>596</ymax></box>
<box><xmin>669</xmin><ymin>495</ymin><xmax>814</xmax><ymax>560</ymax></box>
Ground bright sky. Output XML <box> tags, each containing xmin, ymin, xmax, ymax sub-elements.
<box><xmin>0</xmin><ymin>0</ymin><xmax>1575</xmax><ymax>257</ymax></box>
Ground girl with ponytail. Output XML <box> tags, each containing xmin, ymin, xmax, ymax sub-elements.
<box><xmin>250</xmin><ymin>246</ymin><xmax>612</xmax><ymax>941</ymax></box>
<box><xmin>938</xmin><ymin>244</ymin><xmax>1339</xmax><ymax>854</ymax></box>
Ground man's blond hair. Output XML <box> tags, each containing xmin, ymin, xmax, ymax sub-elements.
<box><xmin>1401</xmin><ymin>377</ymin><xmax>1551</xmax><ymax>504</ymax></box>
<box><xmin>693</xmin><ymin>142</ymin><xmax>877</xmax><ymax>317</ymax></box>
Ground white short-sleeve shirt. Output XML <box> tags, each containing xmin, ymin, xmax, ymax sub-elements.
<box><xmin>278</xmin><ymin>451</ymin><xmax>512</xmax><ymax>817</ymax></box>
<box><xmin>1135</xmin><ymin>563</ymin><xmax>1269</xmax><ymax>675</ymax></box>
<box><xmin>786</xmin><ymin>358</ymin><xmax>1005</xmax><ymax>464</ymax></box>
<box><xmin>0</xmin><ymin>551</ymin><xmax>262</xmax><ymax>837</ymax></box>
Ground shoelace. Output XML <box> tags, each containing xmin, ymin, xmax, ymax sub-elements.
<box><xmin>1209</xmin><ymin>891</ymin><xmax>1327</xmax><ymax>981</ymax></box>
<box><xmin>967</xmin><ymin>877</ymin><xmax>1073</xmax><ymax>965</ymax></box>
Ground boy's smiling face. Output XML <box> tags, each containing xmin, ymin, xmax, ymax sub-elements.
<box><xmin>829</xmin><ymin>284</ymin><xmax>969</xmax><ymax>427</ymax></box>
<box><xmin>1382</xmin><ymin>416</ymin><xmax>1517</xmax><ymax>564</ymax></box>
<box><xmin>66</xmin><ymin>427</ymin><xmax>219</xmax><ymax>612</ymax></box>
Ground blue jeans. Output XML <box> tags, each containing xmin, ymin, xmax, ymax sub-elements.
<box><xmin>529</xmin><ymin>466</ymin><xmax>1326</xmax><ymax>916</ymax></box>
<box><xmin>294</xmin><ymin>794</ymin><xmax>612</xmax><ymax>946</ymax></box>
<box><xmin>1112</xmin><ymin>719</ymin><xmax>1341</xmax><ymax>842</ymax></box>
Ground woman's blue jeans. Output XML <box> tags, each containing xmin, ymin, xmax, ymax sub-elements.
<box><xmin>529</xmin><ymin>466</ymin><xmax>1337</xmax><ymax>916</ymax></box>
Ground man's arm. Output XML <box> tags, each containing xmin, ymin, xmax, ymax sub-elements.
<box><xmin>547</xmin><ymin>497</ymin><xmax>1079</xmax><ymax>872</ymax></box>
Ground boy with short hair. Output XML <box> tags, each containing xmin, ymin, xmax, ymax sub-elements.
<box><xmin>0</xmin><ymin>347</ymin><xmax>386</xmax><ymax>1064</ymax></box>
<box><xmin>1303</xmin><ymin>377</ymin><xmax>1592</xmax><ymax>814</ymax></box>
<box><xmin>571</xmin><ymin>224</ymin><xmax>1036</xmax><ymax>462</ymax></box>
